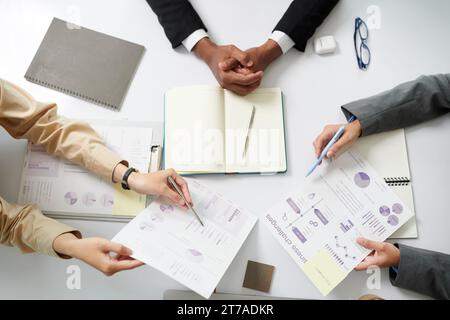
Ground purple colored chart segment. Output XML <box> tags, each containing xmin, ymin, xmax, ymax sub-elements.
<box><xmin>64</xmin><ymin>192</ymin><xmax>78</xmax><ymax>205</ymax></box>
<box><xmin>292</xmin><ymin>227</ymin><xmax>307</xmax><ymax>244</ymax></box>
<box><xmin>354</xmin><ymin>172</ymin><xmax>371</xmax><ymax>188</ymax></box>
<box><xmin>314</xmin><ymin>208</ymin><xmax>329</xmax><ymax>225</ymax></box>
<box><xmin>379</xmin><ymin>205</ymin><xmax>391</xmax><ymax>216</ymax></box>
<box><xmin>286</xmin><ymin>198</ymin><xmax>301</xmax><ymax>214</ymax></box>
<box><xmin>392</xmin><ymin>203</ymin><xmax>403</xmax><ymax>214</ymax></box>
<box><xmin>340</xmin><ymin>220</ymin><xmax>354</xmax><ymax>233</ymax></box>
<box><xmin>387</xmin><ymin>215</ymin><xmax>399</xmax><ymax>226</ymax></box>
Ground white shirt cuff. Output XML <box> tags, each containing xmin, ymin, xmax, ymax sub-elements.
<box><xmin>182</xmin><ymin>29</ymin><xmax>209</xmax><ymax>52</ymax></box>
<box><xmin>270</xmin><ymin>31</ymin><xmax>295</xmax><ymax>54</ymax></box>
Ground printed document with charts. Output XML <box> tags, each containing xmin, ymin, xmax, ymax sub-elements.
<box><xmin>18</xmin><ymin>121</ymin><xmax>153</xmax><ymax>218</ymax></box>
<box><xmin>112</xmin><ymin>179</ymin><xmax>257</xmax><ymax>299</ymax></box>
<box><xmin>263</xmin><ymin>150</ymin><xmax>414</xmax><ymax>296</ymax></box>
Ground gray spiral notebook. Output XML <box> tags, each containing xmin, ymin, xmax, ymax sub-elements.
<box><xmin>25</xmin><ymin>17</ymin><xmax>145</xmax><ymax>110</ymax></box>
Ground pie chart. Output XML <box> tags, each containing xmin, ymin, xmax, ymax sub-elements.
<box><xmin>387</xmin><ymin>215</ymin><xmax>399</xmax><ymax>226</ymax></box>
<box><xmin>392</xmin><ymin>203</ymin><xmax>403</xmax><ymax>214</ymax></box>
<box><xmin>379</xmin><ymin>205</ymin><xmax>390</xmax><ymax>216</ymax></box>
<box><xmin>64</xmin><ymin>192</ymin><xmax>78</xmax><ymax>205</ymax></box>
<box><xmin>354</xmin><ymin>172</ymin><xmax>371</xmax><ymax>188</ymax></box>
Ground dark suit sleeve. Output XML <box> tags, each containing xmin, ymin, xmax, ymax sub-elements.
<box><xmin>341</xmin><ymin>74</ymin><xmax>450</xmax><ymax>136</ymax></box>
<box><xmin>145</xmin><ymin>0</ymin><xmax>206</xmax><ymax>48</ymax></box>
<box><xmin>389</xmin><ymin>244</ymin><xmax>450</xmax><ymax>299</ymax></box>
<box><xmin>274</xmin><ymin>0</ymin><xmax>339</xmax><ymax>52</ymax></box>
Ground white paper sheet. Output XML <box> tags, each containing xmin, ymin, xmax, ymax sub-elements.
<box><xmin>263</xmin><ymin>150</ymin><xmax>414</xmax><ymax>296</ymax></box>
<box><xmin>112</xmin><ymin>179</ymin><xmax>257</xmax><ymax>299</ymax></box>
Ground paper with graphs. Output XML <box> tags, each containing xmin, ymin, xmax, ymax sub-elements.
<box><xmin>113</xmin><ymin>179</ymin><xmax>257</xmax><ymax>298</ymax></box>
<box><xmin>18</xmin><ymin>122</ymin><xmax>152</xmax><ymax>217</ymax></box>
<box><xmin>263</xmin><ymin>150</ymin><xmax>413</xmax><ymax>296</ymax></box>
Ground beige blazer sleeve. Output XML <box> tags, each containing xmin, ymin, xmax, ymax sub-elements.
<box><xmin>0</xmin><ymin>196</ymin><xmax>81</xmax><ymax>257</ymax></box>
<box><xmin>0</xmin><ymin>79</ymin><xmax>125</xmax><ymax>257</ymax></box>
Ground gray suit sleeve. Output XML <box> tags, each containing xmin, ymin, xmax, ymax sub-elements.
<box><xmin>389</xmin><ymin>244</ymin><xmax>450</xmax><ymax>299</ymax></box>
<box><xmin>341</xmin><ymin>74</ymin><xmax>450</xmax><ymax>136</ymax></box>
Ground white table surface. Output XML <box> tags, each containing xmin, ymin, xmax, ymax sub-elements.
<box><xmin>1</xmin><ymin>0</ymin><xmax>449</xmax><ymax>300</ymax></box>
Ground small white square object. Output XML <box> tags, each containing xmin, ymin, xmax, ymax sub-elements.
<box><xmin>314</xmin><ymin>36</ymin><xmax>337</xmax><ymax>55</ymax></box>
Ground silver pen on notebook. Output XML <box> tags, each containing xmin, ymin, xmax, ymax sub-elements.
<box><xmin>167</xmin><ymin>176</ymin><xmax>204</xmax><ymax>226</ymax></box>
<box><xmin>242</xmin><ymin>105</ymin><xmax>256</xmax><ymax>158</ymax></box>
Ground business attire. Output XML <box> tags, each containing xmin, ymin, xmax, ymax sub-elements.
<box><xmin>0</xmin><ymin>79</ymin><xmax>125</xmax><ymax>257</ymax></box>
<box><xmin>340</xmin><ymin>73</ymin><xmax>450</xmax><ymax>299</ymax></box>
<box><xmin>145</xmin><ymin>0</ymin><xmax>339</xmax><ymax>53</ymax></box>
<box><xmin>342</xmin><ymin>74</ymin><xmax>450</xmax><ymax>136</ymax></box>
<box><xmin>391</xmin><ymin>244</ymin><xmax>450</xmax><ymax>300</ymax></box>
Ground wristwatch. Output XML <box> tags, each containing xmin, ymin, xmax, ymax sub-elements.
<box><xmin>121</xmin><ymin>167</ymin><xmax>138</xmax><ymax>190</ymax></box>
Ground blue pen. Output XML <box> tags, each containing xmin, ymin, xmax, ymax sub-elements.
<box><xmin>306</xmin><ymin>116</ymin><xmax>356</xmax><ymax>177</ymax></box>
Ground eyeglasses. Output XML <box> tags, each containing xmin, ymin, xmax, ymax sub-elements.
<box><xmin>354</xmin><ymin>17</ymin><xmax>371</xmax><ymax>70</ymax></box>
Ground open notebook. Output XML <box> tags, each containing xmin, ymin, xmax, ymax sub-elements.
<box><xmin>164</xmin><ymin>86</ymin><xmax>287</xmax><ymax>174</ymax></box>
<box><xmin>354</xmin><ymin>129</ymin><xmax>418</xmax><ymax>238</ymax></box>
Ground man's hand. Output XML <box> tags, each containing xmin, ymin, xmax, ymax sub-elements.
<box><xmin>355</xmin><ymin>237</ymin><xmax>400</xmax><ymax>271</ymax></box>
<box><xmin>113</xmin><ymin>166</ymin><xmax>192</xmax><ymax>210</ymax></box>
<box><xmin>53</xmin><ymin>233</ymin><xmax>144</xmax><ymax>276</ymax></box>
<box><xmin>220</xmin><ymin>39</ymin><xmax>283</xmax><ymax>74</ymax></box>
<box><xmin>193</xmin><ymin>38</ymin><xmax>263</xmax><ymax>96</ymax></box>
<box><xmin>313</xmin><ymin>120</ymin><xmax>362</xmax><ymax>160</ymax></box>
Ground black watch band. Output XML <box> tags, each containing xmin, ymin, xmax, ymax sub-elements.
<box><xmin>121</xmin><ymin>167</ymin><xmax>137</xmax><ymax>190</ymax></box>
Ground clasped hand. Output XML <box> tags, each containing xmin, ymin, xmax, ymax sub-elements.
<box><xmin>193</xmin><ymin>38</ymin><xmax>283</xmax><ymax>96</ymax></box>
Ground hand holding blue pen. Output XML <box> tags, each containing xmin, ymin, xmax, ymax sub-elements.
<box><xmin>306</xmin><ymin>116</ymin><xmax>357</xmax><ymax>177</ymax></box>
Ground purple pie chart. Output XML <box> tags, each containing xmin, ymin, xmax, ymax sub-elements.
<box><xmin>64</xmin><ymin>192</ymin><xmax>78</xmax><ymax>205</ymax></box>
<box><xmin>387</xmin><ymin>215</ymin><xmax>399</xmax><ymax>226</ymax></box>
<box><xmin>379</xmin><ymin>205</ymin><xmax>390</xmax><ymax>216</ymax></box>
<box><xmin>354</xmin><ymin>172</ymin><xmax>371</xmax><ymax>188</ymax></box>
<box><xmin>392</xmin><ymin>203</ymin><xmax>403</xmax><ymax>214</ymax></box>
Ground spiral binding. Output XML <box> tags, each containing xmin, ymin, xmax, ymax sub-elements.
<box><xmin>384</xmin><ymin>177</ymin><xmax>410</xmax><ymax>186</ymax></box>
<box><xmin>24</xmin><ymin>75</ymin><xmax>118</xmax><ymax>110</ymax></box>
